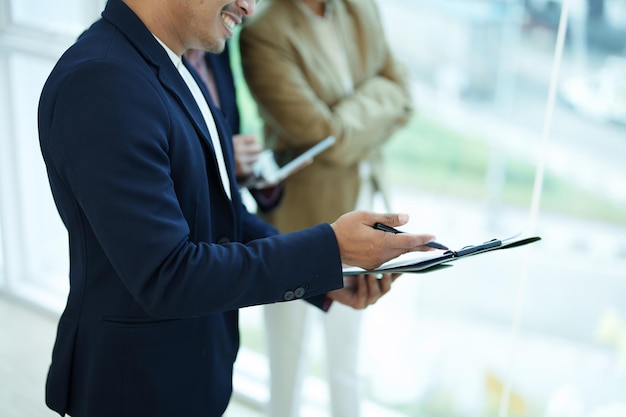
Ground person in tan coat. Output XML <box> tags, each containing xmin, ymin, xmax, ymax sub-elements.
<box><xmin>240</xmin><ymin>0</ymin><xmax>413</xmax><ymax>415</ymax></box>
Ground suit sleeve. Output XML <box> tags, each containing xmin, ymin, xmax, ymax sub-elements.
<box><xmin>39</xmin><ymin>61</ymin><xmax>344</xmax><ymax>318</ymax></box>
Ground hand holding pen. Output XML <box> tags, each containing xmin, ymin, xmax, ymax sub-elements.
<box><xmin>330</xmin><ymin>211</ymin><xmax>438</xmax><ymax>271</ymax></box>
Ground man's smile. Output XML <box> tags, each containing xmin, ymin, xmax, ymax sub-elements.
<box><xmin>221</xmin><ymin>12</ymin><xmax>239</xmax><ymax>34</ymax></box>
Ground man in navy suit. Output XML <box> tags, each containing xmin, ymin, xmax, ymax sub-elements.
<box><xmin>37</xmin><ymin>0</ymin><xmax>437</xmax><ymax>416</ymax></box>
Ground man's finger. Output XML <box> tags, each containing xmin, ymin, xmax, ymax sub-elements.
<box><xmin>370</xmin><ymin>212</ymin><xmax>409</xmax><ymax>228</ymax></box>
<box><xmin>366</xmin><ymin>274</ymin><xmax>382</xmax><ymax>305</ymax></box>
<box><xmin>378</xmin><ymin>273</ymin><xmax>393</xmax><ymax>295</ymax></box>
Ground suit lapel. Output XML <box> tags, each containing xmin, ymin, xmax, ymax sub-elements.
<box><xmin>161</xmin><ymin>61</ymin><xmax>239</xmax><ymax>225</ymax></box>
<box><xmin>158</xmin><ymin>57</ymin><xmax>239</xmax><ymax>205</ymax></box>
<box><xmin>178</xmin><ymin>59</ymin><xmax>239</xmax><ymax>206</ymax></box>
<box><xmin>184</xmin><ymin>60</ymin><xmax>239</xmax><ymax>198</ymax></box>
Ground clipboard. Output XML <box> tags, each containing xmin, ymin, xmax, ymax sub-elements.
<box><xmin>342</xmin><ymin>234</ymin><xmax>541</xmax><ymax>275</ymax></box>
<box><xmin>242</xmin><ymin>136</ymin><xmax>336</xmax><ymax>189</ymax></box>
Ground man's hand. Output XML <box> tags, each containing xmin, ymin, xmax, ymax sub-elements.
<box><xmin>327</xmin><ymin>273</ymin><xmax>401</xmax><ymax>309</ymax></box>
<box><xmin>330</xmin><ymin>211</ymin><xmax>436</xmax><ymax>271</ymax></box>
<box><xmin>233</xmin><ymin>134</ymin><xmax>263</xmax><ymax>180</ymax></box>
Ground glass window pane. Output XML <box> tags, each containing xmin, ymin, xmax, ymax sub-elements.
<box><xmin>9</xmin><ymin>51</ymin><xmax>69</xmax><ymax>303</ymax></box>
<box><xmin>11</xmin><ymin>0</ymin><xmax>89</xmax><ymax>34</ymax></box>
<box><xmin>364</xmin><ymin>0</ymin><xmax>626</xmax><ymax>415</ymax></box>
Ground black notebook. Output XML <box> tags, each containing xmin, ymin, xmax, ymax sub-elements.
<box><xmin>342</xmin><ymin>234</ymin><xmax>541</xmax><ymax>275</ymax></box>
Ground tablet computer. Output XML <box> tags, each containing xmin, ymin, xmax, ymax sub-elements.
<box><xmin>242</xmin><ymin>136</ymin><xmax>336</xmax><ymax>189</ymax></box>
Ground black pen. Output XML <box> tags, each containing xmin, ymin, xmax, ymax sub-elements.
<box><xmin>373</xmin><ymin>222</ymin><xmax>449</xmax><ymax>250</ymax></box>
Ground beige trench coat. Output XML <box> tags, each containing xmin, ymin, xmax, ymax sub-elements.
<box><xmin>240</xmin><ymin>0</ymin><xmax>413</xmax><ymax>233</ymax></box>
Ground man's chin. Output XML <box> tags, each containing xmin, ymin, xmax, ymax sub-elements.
<box><xmin>205</xmin><ymin>39</ymin><xmax>226</xmax><ymax>54</ymax></box>
<box><xmin>206</xmin><ymin>46</ymin><xmax>225</xmax><ymax>54</ymax></box>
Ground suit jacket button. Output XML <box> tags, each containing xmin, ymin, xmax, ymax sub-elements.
<box><xmin>283</xmin><ymin>291</ymin><xmax>295</xmax><ymax>301</ymax></box>
<box><xmin>294</xmin><ymin>287</ymin><xmax>305</xmax><ymax>298</ymax></box>
<box><xmin>217</xmin><ymin>237</ymin><xmax>230</xmax><ymax>244</ymax></box>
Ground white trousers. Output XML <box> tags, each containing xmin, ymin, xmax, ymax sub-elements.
<box><xmin>263</xmin><ymin>171</ymin><xmax>382</xmax><ymax>417</ymax></box>
<box><xmin>263</xmin><ymin>301</ymin><xmax>364</xmax><ymax>417</ymax></box>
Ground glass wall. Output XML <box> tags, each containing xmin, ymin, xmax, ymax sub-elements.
<box><xmin>0</xmin><ymin>0</ymin><xmax>101</xmax><ymax>309</ymax></box>
<box><xmin>233</xmin><ymin>0</ymin><xmax>626</xmax><ymax>416</ymax></box>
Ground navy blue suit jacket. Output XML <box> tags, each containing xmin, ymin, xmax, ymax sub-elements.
<box><xmin>38</xmin><ymin>1</ymin><xmax>342</xmax><ymax>416</ymax></box>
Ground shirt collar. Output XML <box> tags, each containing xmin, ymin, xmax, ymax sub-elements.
<box><xmin>152</xmin><ymin>35</ymin><xmax>183</xmax><ymax>69</ymax></box>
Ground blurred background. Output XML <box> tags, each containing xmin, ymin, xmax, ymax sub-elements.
<box><xmin>1</xmin><ymin>0</ymin><xmax>625</xmax><ymax>416</ymax></box>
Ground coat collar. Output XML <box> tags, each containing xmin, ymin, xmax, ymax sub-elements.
<box><xmin>283</xmin><ymin>0</ymin><xmax>361</xmax><ymax>92</ymax></box>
